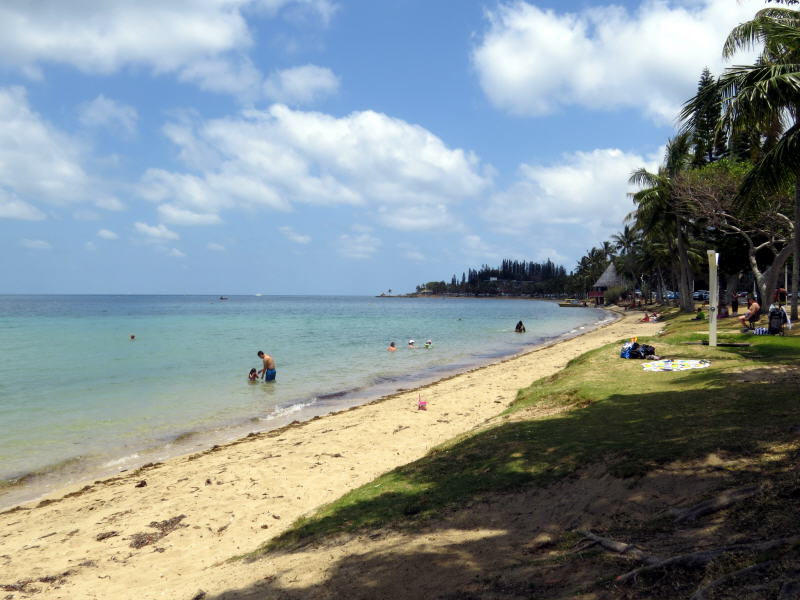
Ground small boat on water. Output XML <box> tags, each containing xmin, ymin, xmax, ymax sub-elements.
<box><xmin>219</xmin><ymin>296</ymin><xmax>229</xmax><ymax>300</ymax></box>
<box><xmin>558</xmin><ymin>299</ymin><xmax>587</xmax><ymax>307</ymax></box>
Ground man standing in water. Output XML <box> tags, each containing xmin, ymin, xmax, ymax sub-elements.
<box><xmin>257</xmin><ymin>350</ymin><xmax>277</xmax><ymax>382</ymax></box>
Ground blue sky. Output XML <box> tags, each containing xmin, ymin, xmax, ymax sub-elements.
<box><xmin>0</xmin><ymin>0</ymin><xmax>766</xmax><ymax>294</ymax></box>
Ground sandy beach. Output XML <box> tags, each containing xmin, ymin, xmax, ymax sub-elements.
<box><xmin>0</xmin><ymin>310</ymin><xmax>661</xmax><ymax>599</ymax></box>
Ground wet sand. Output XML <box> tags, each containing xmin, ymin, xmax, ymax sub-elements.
<box><xmin>0</xmin><ymin>310</ymin><xmax>660</xmax><ymax>599</ymax></box>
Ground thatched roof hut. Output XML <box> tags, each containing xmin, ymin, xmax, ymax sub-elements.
<box><xmin>593</xmin><ymin>262</ymin><xmax>625</xmax><ymax>289</ymax></box>
<box><xmin>587</xmin><ymin>263</ymin><xmax>627</xmax><ymax>304</ymax></box>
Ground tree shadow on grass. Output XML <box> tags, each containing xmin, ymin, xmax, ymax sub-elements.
<box><xmin>200</xmin><ymin>373</ymin><xmax>800</xmax><ymax>600</ymax></box>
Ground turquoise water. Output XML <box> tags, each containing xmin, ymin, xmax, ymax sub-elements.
<box><xmin>0</xmin><ymin>295</ymin><xmax>609</xmax><ymax>505</ymax></box>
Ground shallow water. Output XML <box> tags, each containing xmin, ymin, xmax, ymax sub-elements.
<box><xmin>0</xmin><ymin>295</ymin><xmax>609</xmax><ymax>506</ymax></box>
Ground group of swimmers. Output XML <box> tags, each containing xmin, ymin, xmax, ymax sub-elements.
<box><xmin>387</xmin><ymin>339</ymin><xmax>433</xmax><ymax>351</ymax></box>
<box><xmin>250</xmin><ymin>318</ymin><xmax>527</xmax><ymax>379</ymax></box>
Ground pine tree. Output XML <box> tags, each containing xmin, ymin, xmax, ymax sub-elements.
<box><xmin>690</xmin><ymin>68</ymin><xmax>721</xmax><ymax>166</ymax></box>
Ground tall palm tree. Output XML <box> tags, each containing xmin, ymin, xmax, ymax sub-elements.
<box><xmin>682</xmin><ymin>4</ymin><xmax>800</xmax><ymax>316</ymax></box>
<box><xmin>628</xmin><ymin>133</ymin><xmax>696</xmax><ymax>312</ymax></box>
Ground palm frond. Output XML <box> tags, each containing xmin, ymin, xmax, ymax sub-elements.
<box><xmin>628</xmin><ymin>168</ymin><xmax>661</xmax><ymax>188</ymax></box>
<box><xmin>737</xmin><ymin>120</ymin><xmax>800</xmax><ymax>200</ymax></box>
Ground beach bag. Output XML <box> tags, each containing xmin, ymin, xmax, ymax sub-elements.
<box><xmin>620</xmin><ymin>341</ymin><xmax>654</xmax><ymax>359</ymax></box>
<box><xmin>640</xmin><ymin>344</ymin><xmax>656</xmax><ymax>357</ymax></box>
<box><xmin>620</xmin><ymin>341</ymin><xmax>635</xmax><ymax>359</ymax></box>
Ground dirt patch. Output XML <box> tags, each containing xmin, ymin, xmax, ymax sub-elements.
<box><xmin>227</xmin><ymin>461</ymin><xmax>728</xmax><ymax>600</ymax></box>
<box><xmin>129</xmin><ymin>515</ymin><xmax>188</xmax><ymax>549</ymax></box>
<box><xmin>732</xmin><ymin>365</ymin><xmax>800</xmax><ymax>385</ymax></box>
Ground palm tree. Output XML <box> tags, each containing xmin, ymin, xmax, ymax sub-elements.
<box><xmin>682</xmin><ymin>4</ymin><xmax>800</xmax><ymax>316</ymax></box>
<box><xmin>611</xmin><ymin>225</ymin><xmax>638</xmax><ymax>256</ymax></box>
<box><xmin>628</xmin><ymin>134</ymin><xmax>696</xmax><ymax>312</ymax></box>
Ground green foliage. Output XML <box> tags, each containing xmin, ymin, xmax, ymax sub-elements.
<box><xmin>603</xmin><ymin>285</ymin><xmax>626</xmax><ymax>304</ymax></box>
<box><xmin>690</xmin><ymin>67</ymin><xmax>722</xmax><ymax>165</ymax></box>
<box><xmin>415</xmin><ymin>259</ymin><xmax>569</xmax><ymax>296</ymax></box>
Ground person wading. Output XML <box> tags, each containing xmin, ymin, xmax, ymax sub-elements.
<box><xmin>257</xmin><ymin>350</ymin><xmax>277</xmax><ymax>382</ymax></box>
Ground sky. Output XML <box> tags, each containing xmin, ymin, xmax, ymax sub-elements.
<box><xmin>0</xmin><ymin>0</ymin><xmax>768</xmax><ymax>295</ymax></box>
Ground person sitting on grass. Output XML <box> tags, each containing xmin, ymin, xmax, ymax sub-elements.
<box><xmin>694</xmin><ymin>308</ymin><xmax>705</xmax><ymax>320</ymax></box>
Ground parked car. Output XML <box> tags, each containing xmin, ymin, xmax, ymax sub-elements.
<box><xmin>692</xmin><ymin>290</ymin><xmax>709</xmax><ymax>300</ymax></box>
<box><xmin>665</xmin><ymin>290</ymin><xmax>679</xmax><ymax>299</ymax></box>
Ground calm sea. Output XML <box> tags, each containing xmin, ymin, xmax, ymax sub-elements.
<box><xmin>0</xmin><ymin>295</ymin><xmax>610</xmax><ymax>507</ymax></box>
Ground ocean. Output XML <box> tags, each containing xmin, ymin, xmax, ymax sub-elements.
<box><xmin>0</xmin><ymin>295</ymin><xmax>610</xmax><ymax>508</ymax></box>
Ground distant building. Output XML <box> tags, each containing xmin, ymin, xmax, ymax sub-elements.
<box><xmin>589</xmin><ymin>263</ymin><xmax>625</xmax><ymax>305</ymax></box>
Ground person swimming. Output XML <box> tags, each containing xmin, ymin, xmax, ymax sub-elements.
<box><xmin>248</xmin><ymin>368</ymin><xmax>258</xmax><ymax>381</ymax></box>
<box><xmin>408</xmin><ymin>339</ymin><xmax>416</xmax><ymax>348</ymax></box>
<box><xmin>387</xmin><ymin>341</ymin><xmax>397</xmax><ymax>352</ymax></box>
<box><xmin>424</xmin><ymin>339</ymin><xmax>432</xmax><ymax>349</ymax></box>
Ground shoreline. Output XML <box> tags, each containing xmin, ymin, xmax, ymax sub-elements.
<box><xmin>0</xmin><ymin>309</ymin><xmax>658</xmax><ymax>600</ymax></box>
<box><xmin>0</xmin><ymin>307</ymin><xmax>613</xmax><ymax>511</ymax></box>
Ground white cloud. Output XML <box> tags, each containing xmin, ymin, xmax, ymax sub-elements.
<box><xmin>97</xmin><ymin>228</ymin><xmax>119</xmax><ymax>240</ymax></box>
<box><xmin>145</xmin><ymin>104</ymin><xmax>491</xmax><ymax>230</ymax></box>
<box><xmin>95</xmin><ymin>196</ymin><xmax>126</xmax><ymax>211</ymax></box>
<box><xmin>533</xmin><ymin>247</ymin><xmax>567</xmax><ymax>264</ymax></box>
<box><xmin>158</xmin><ymin>203</ymin><xmax>223</xmax><ymax>225</ymax></box>
<box><xmin>263</xmin><ymin>64</ymin><xmax>340</xmax><ymax>105</ymax></box>
<box><xmin>254</xmin><ymin>0</ymin><xmax>338</xmax><ymax>25</ymax></box>
<box><xmin>338</xmin><ymin>232</ymin><xmax>380</xmax><ymax>259</ymax></box>
<box><xmin>279</xmin><ymin>225</ymin><xmax>311</xmax><ymax>244</ymax></box>
<box><xmin>73</xmin><ymin>209</ymin><xmax>101</xmax><ymax>220</ymax></box>
<box><xmin>0</xmin><ymin>86</ymin><xmax>88</xmax><ymax>205</ymax></box>
<box><xmin>20</xmin><ymin>238</ymin><xmax>51</xmax><ymax>250</ymax></box>
<box><xmin>207</xmin><ymin>242</ymin><xmax>226</xmax><ymax>251</ymax></box>
<box><xmin>178</xmin><ymin>57</ymin><xmax>264</xmax><ymax>102</ymax></box>
<box><xmin>0</xmin><ymin>1</ymin><xmax>251</xmax><ymax>74</ymax></box>
<box><xmin>134</xmin><ymin>221</ymin><xmax>180</xmax><ymax>240</ymax></box>
<box><xmin>85</xmin><ymin>241</ymin><xmax>96</xmax><ymax>251</ymax></box>
<box><xmin>0</xmin><ymin>1</ymin><xmax>336</xmax><ymax>99</ymax></box>
<box><xmin>484</xmin><ymin>148</ymin><xmax>659</xmax><ymax>240</ymax></box>
<box><xmin>375</xmin><ymin>203</ymin><xmax>454</xmax><ymax>231</ymax></box>
<box><xmin>0</xmin><ymin>188</ymin><xmax>45</xmax><ymax>220</ymax></box>
<box><xmin>79</xmin><ymin>95</ymin><xmax>138</xmax><ymax>134</ymax></box>
<box><xmin>166</xmin><ymin>247</ymin><xmax>186</xmax><ymax>258</ymax></box>
<box><xmin>472</xmin><ymin>0</ymin><xmax>759</xmax><ymax>123</ymax></box>
<box><xmin>460</xmin><ymin>234</ymin><xmax>501</xmax><ymax>261</ymax></box>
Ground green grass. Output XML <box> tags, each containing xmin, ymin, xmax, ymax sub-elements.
<box><xmin>242</xmin><ymin>310</ymin><xmax>800</xmax><ymax>559</ymax></box>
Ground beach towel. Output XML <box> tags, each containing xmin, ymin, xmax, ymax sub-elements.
<box><xmin>642</xmin><ymin>359</ymin><xmax>711</xmax><ymax>372</ymax></box>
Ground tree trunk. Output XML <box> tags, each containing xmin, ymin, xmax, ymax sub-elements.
<box><xmin>792</xmin><ymin>175</ymin><xmax>799</xmax><ymax>320</ymax></box>
<box><xmin>724</xmin><ymin>271</ymin><xmax>740</xmax><ymax>306</ymax></box>
<box><xmin>754</xmin><ymin>243</ymin><xmax>795</xmax><ymax>310</ymax></box>
<box><xmin>676</xmin><ymin>218</ymin><xmax>694</xmax><ymax>312</ymax></box>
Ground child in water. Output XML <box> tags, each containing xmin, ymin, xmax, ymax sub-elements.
<box><xmin>248</xmin><ymin>368</ymin><xmax>259</xmax><ymax>381</ymax></box>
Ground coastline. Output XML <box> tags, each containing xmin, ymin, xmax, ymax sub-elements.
<box><xmin>0</xmin><ymin>304</ymin><xmax>611</xmax><ymax>510</ymax></box>
<box><xmin>0</xmin><ymin>309</ymin><xmax>658</xmax><ymax>599</ymax></box>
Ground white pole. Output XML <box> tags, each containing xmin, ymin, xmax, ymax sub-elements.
<box><xmin>708</xmin><ymin>250</ymin><xmax>719</xmax><ymax>347</ymax></box>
